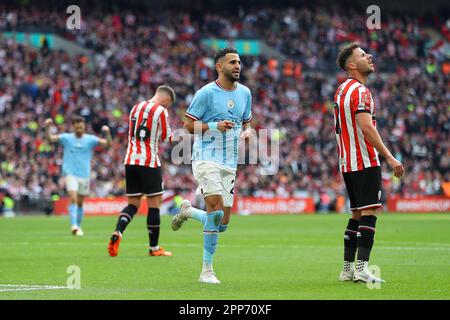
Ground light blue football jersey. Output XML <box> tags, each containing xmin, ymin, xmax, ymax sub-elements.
<box><xmin>59</xmin><ymin>133</ymin><xmax>100</xmax><ymax>179</ymax></box>
<box><xmin>185</xmin><ymin>81</ymin><xmax>252</xmax><ymax>169</ymax></box>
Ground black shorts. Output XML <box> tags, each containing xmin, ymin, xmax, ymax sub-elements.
<box><xmin>342</xmin><ymin>166</ymin><xmax>382</xmax><ymax>211</ymax></box>
<box><xmin>125</xmin><ymin>165</ymin><xmax>163</xmax><ymax>197</ymax></box>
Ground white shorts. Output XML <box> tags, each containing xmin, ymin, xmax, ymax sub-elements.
<box><xmin>65</xmin><ymin>175</ymin><xmax>90</xmax><ymax>196</ymax></box>
<box><xmin>192</xmin><ymin>161</ymin><xmax>236</xmax><ymax>208</ymax></box>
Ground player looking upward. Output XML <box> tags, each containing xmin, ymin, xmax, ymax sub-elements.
<box><xmin>171</xmin><ymin>48</ymin><xmax>253</xmax><ymax>284</ymax></box>
<box><xmin>45</xmin><ymin>115</ymin><xmax>112</xmax><ymax>236</ymax></box>
<box><xmin>334</xmin><ymin>43</ymin><xmax>404</xmax><ymax>283</ymax></box>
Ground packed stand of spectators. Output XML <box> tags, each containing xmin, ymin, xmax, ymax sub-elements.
<box><xmin>0</xmin><ymin>4</ymin><xmax>448</xmax><ymax>212</ymax></box>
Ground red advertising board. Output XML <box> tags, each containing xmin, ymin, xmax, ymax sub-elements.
<box><xmin>53</xmin><ymin>193</ymin><xmax>182</xmax><ymax>216</ymax></box>
<box><xmin>232</xmin><ymin>197</ymin><xmax>315</xmax><ymax>214</ymax></box>
<box><xmin>55</xmin><ymin>195</ymin><xmax>450</xmax><ymax>215</ymax></box>
<box><xmin>53</xmin><ymin>191</ymin><xmax>199</xmax><ymax>216</ymax></box>
<box><xmin>54</xmin><ymin>195</ymin><xmax>315</xmax><ymax>215</ymax></box>
<box><xmin>54</xmin><ymin>197</ymin><xmax>149</xmax><ymax>216</ymax></box>
<box><xmin>387</xmin><ymin>196</ymin><xmax>450</xmax><ymax>212</ymax></box>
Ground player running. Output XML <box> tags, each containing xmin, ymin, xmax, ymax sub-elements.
<box><xmin>108</xmin><ymin>85</ymin><xmax>176</xmax><ymax>257</ymax></box>
<box><xmin>334</xmin><ymin>43</ymin><xmax>404</xmax><ymax>283</ymax></box>
<box><xmin>45</xmin><ymin>115</ymin><xmax>112</xmax><ymax>236</ymax></box>
<box><xmin>171</xmin><ymin>48</ymin><xmax>253</xmax><ymax>284</ymax></box>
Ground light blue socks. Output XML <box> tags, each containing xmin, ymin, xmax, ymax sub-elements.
<box><xmin>191</xmin><ymin>207</ymin><xmax>228</xmax><ymax>232</ymax></box>
<box><xmin>69</xmin><ymin>204</ymin><xmax>84</xmax><ymax>227</ymax></box>
<box><xmin>203</xmin><ymin>210</ymin><xmax>224</xmax><ymax>264</ymax></box>
<box><xmin>77</xmin><ymin>206</ymin><xmax>84</xmax><ymax>227</ymax></box>
<box><xmin>191</xmin><ymin>207</ymin><xmax>207</xmax><ymax>225</ymax></box>
<box><xmin>69</xmin><ymin>204</ymin><xmax>77</xmax><ymax>226</ymax></box>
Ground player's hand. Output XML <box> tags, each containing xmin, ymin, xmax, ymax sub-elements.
<box><xmin>240</xmin><ymin>128</ymin><xmax>255</xmax><ymax>141</ymax></box>
<box><xmin>387</xmin><ymin>157</ymin><xmax>404</xmax><ymax>178</ymax></box>
<box><xmin>101</xmin><ymin>125</ymin><xmax>110</xmax><ymax>133</ymax></box>
<box><xmin>44</xmin><ymin>118</ymin><xmax>53</xmax><ymax>127</ymax></box>
<box><xmin>217</xmin><ymin>120</ymin><xmax>234</xmax><ymax>132</ymax></box>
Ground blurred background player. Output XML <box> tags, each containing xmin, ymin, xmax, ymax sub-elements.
<box><xmin>108</xmin><ymin>85</ymin><xmax>175</xmax><ymax>257</ymax></box>
<box><xmin>334</xmin><ymin>43</ymin><xmax>404</xmax><ymax>283</ymax></box>
<box><xmin>45</xmin><ymin>115</ymin><xmax>112</xmax><ymax>235</ymax></box>
<box><xmin>171</xmin><ymin>48</ymin><xmax>253</xmax><ymax>284</ymax></box>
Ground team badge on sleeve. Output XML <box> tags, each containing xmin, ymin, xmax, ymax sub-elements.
<box><xmin>361</xmin><ymin>91</ymin><xmax>372</xmax><ymax>111</ymax></box>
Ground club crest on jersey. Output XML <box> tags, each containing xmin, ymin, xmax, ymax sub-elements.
<box><xmin>227</xmin><ymin>99</ymin><xmax>235</xmax><ymax>109</ymax></box>
<box><xmin>361</xmin><ymin>91</ymin><xmax>371</xmax><ymax>106</ymax></box>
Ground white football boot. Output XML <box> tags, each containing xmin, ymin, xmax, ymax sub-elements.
<box><xmin>199</xmin><ymin>270</ymin><xmax>221</xmax><ymax>284</ymax></box>
<box><xmin>171</xmin><ymin>200</ymin><xmax>191</xmax><ymax>231</ymax></box>
<box><xmin>71</xmin><ymin>225</ymin><xmax>79</xmax><ymax>235</ymax></box>
<box><xmin>353</xmin><ymin>260</ymin><xmax>385</xmax><ymax>283</ymax></box>
<box><xmin>339</xmin><ymin>263</ymin><xmax>355</xmax><ymax>281</ymax></box>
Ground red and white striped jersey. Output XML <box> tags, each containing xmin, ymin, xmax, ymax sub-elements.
<box><xmin>333</xmin><ymin>78</ymin><xmax>380</xmax><ymax>173</ymax></box>
<box><xmin>124</xmin><ymin>100</ymin><xmax>171</xmax><ymax>168</ymax></box>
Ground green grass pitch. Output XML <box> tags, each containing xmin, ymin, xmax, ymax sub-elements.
<box><xmin>0</xmin><ymin>213</ymin><xmax>449</xmax><ymax>300</ymax></box>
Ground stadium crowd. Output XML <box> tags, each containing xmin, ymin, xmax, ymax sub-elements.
<box><xmin>0</xmin><ymin>3</ymin><xmax>449</xmax><ymax>212</ymax></box>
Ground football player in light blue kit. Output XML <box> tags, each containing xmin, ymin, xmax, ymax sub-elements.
<box><xmin>45</xmin><ymin>116</ymin><xmax>112</xmax><ymax>236</ymax></box>
<box><xmin>171</xmin><ymin>48</ymin><xmax>254</xmax><ymax>284</ymax></box>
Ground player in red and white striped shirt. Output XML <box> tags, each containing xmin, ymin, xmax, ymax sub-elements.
<box><xmin>124</xmin><ymin>95</ymin><xmax>172</xmax><ymax>168</ymax></box>
<box><xmin>334</xmin><ymin>78</ymin><xmax>381</xmax><ymax>173</ymax></box>
<box><xmin>334</xmin><ymin>43</ymin><xmax>404</xmax><ymax>284</ymax></box>
<box><xmin>108</xmin><ymin>85</ymin><xmax>176</xmax><ymax>258</ymax></box>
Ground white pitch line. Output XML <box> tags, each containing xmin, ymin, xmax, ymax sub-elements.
<box><xmin>0</xmin><ymin>284</ymin><xmax>69</xmax><ymax>292</ymax></box>
<box><xmin>378</xmin><ymin>240</ymin><xmax>450</xmax><ymax>247</ymax></box>
<box><xmin>1</xmin><ymin>242</ymin><xmax>449</xmax><ymax>251</ymax></box>
<box><xmin>0</xmin><ymin>288</ymin><xmax>65</xmax><ymax>292</ymax></box>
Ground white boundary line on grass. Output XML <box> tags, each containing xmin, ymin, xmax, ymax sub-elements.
<box><xmin>3</xmin><ymin>241</ymin><xmax>450</xmax><ymax>249</ymax></box>
<box><xmin>0</xmin><ymin>284</ymin><xmax>69</xmax><ymax>292</ymax></box>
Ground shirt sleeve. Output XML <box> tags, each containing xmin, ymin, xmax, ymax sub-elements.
<box><xmin>58</xmin><ymin>133</ymin><xmax>68</xmax><ymax>146</ymax></box>
<box><xmin>243</xmin><ymin>88</ymin><xmax>252</xmax><ymax>123</ymax></box>
<box><xmin>159</xmin><ymin>108</ymin><xmax>172</xmax><ymax>142</ymax></box>
<box><xmin>89</xmin><ymin>135</ymin><xmax>100</xmax><ymax>148</ymax></box>
<box><xmin>352</xmin><ymin>86</ymin><xmax>372</xmax><ymax>114</ymax></box>
<box><xmin>185</xmin><ymin>88</ymin><xmax>208</xmax><ymax>121</ymax></box>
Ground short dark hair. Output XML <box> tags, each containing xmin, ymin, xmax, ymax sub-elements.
<box><xmin>337</xmin><ymin>42</ymin><xmax>360</xmax><ymax>71</ymax></box>
<box><xmin>214</xmin><ymin>47</ymin><xmax>239</xmax><ymax>64</ymax></box>
<box><xmin>156</xmin><ymin>85</ymin><xmax>176</xmax><ymax>103</ymax></box>
<box><xmin>72</xmin><ymin>115</ymin><xmax>85</xmax><ymax>124</ymax></box>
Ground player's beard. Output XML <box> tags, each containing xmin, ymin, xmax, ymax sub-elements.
<box><xmin>363</xmin><ymin>69</ymin><xmax>373</xmax><ymax>77</ymax></box>
<box><xmin>365</xmin><ymin>67</ymin><xmax>374</xmax><ymax>76</ymax></box>
<box><xmin>224</xmin><ymin>69</ymin><xmax>240</xmax><ymax>82</ymax></box>
<box><xmin>365</xmin><ymin>60</ymin><xmax>375</xmax><ymax>74</ymax></box>
<box><xmin>74</xmin><ymin>127</ymin><xmax>85</xmax><ymax>137</ymax></box>
<box><xmin>359</xmin><ymin>63</ymin><xmax>373</xmax><ymax>77</ymax></box>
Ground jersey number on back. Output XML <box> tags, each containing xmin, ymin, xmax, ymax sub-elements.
<box><xmin>131</xmin><ymin>118</ymin><xmax>151</xmax><ymax>141</ymax></box>
<box><xmin>333</xmin><ymin>103</ymin><xmax>341</xmax><ymax>134</ymax></box>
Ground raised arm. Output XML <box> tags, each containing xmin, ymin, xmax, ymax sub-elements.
<box><xmin>44</xmin><ymin>118</ymin><xmax>60</xmax><ymax>143</ymax></box>
<box><xmin>98</xmin><ymin>125</ymin><xmax>112</xmax><ymax>148</ymax></box>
